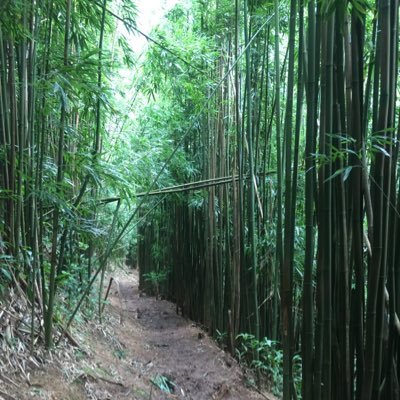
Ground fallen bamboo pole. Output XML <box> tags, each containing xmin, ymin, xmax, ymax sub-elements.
<box><xmin>135</xmin><ymin>171</ymin><xmax>276</xmax><ymax>197</ymax></box>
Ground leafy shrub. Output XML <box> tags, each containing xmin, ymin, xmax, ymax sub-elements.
<box><xmin>235</xmin><ymin>333</ymin><xmax>302</xmax><ymax>398</ymax></box>
<box><xmin>143</xmin><ymin>268</ymin><xmax>170</xmax><ymax>299</ymax></box>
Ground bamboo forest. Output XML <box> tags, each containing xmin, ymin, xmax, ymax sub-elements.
<box><xmin>0</xmin><ymin>0</ymin><xmax>400</xmax><ymax>399</ymax></box>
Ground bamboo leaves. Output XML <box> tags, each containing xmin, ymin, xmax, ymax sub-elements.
<box><xmin>2</xmin><ymin>1</ymin><xmax>400</xmax><ymax>399</ymax></box>
<box><xmin>135</xmin><ymin>0</ymin><xmax>400</xmax><ymax>399</ymax></box>
<box><xmin>0</xmin><ymin>0</ymin><xmax>135</xmax><ymax>348</ymax></box>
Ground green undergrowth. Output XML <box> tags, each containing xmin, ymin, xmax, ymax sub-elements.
<box><xmin>233</xmin><ymin>332</ymin><xmax>302</xmax><ymax>398</ymax></box>
<box><xmin>142</xmin><ymin>268</ymin><xmax>170</xmax><ymax>298</ymax></box>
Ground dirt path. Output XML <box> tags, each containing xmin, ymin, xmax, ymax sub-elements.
<box><xmin>110</xmin><ymin>272</ymin><xmax>273</xmax><ymax>399</ymax></box>
<box><xmin>5</xmin><ymin>270</ymin><xmax>276</xmax><ymax>400</ymax></box>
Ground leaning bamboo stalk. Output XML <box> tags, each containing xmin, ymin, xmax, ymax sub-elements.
<box><xmin>136</xmin><ymin>172</ymin><xmax>276</xmax><ymax>197</ymax></box>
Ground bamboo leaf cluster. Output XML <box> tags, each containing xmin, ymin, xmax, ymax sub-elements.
<box><xmin>0</xmin><ymin>0</ymin><xmax>136</xmax><ymax>348</ymax></box>
<box><xmin>135</xmin><ymin>0</ymin><xmax>400</xmax><ymax>399</ymax></box>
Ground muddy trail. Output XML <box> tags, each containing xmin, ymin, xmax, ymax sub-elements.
<box><xmin>3</xmin><ymin>270</ymin><xmax>276</xmax><ymax>400</ymax></box>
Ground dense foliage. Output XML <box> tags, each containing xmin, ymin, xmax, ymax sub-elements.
<box><xmin>135</xmin><ymin>1</ymin><xmax>400</xmax><ymax>399</ymax></box>
<box><xmin>0</xmin><ymin>0</ymin><xmax>138</xmax><ymax>348</ymax></box>
<box><xmin>2</xmin><ymin>0</ymin><xmax>400</xmax><ymax>399</ymax></box>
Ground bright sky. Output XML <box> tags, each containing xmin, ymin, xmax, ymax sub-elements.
<box><xmin>131</xmin><ymin>0</ymin><xmax>180</xmax><ymax>53</ymax></box>
<box><xmin>112</xmin><ymin>0</ymin><xmax>182</xmax><ymax>128</ymax></box>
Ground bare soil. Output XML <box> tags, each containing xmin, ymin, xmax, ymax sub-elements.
<box><xmin>0</xmin><ymin>269</ymin><xmax>276</xmax><ymax>400</ymax></box>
